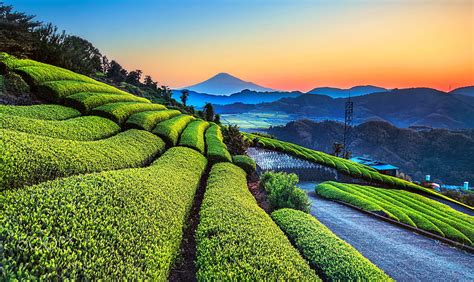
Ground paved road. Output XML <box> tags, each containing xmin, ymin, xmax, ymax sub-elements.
<box><xmin>300</xmin><ymin>182</ymin><xmax>474</xmax><ymax>281</ymax></box>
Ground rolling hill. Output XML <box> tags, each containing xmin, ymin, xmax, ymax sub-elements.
<box><xmin>450</xmin><ymin>86</ymin><xmax>474</xmax><ymax>97</ymax></box>
<box><xmin>307</xmin><ymin>85</ymin><xmax>388</xmax><ymax>98</ymax></box>
<box><xmin>215</xmin><ymin>88</ymin><xmax>474</xmax><ymax>129</ymax></box>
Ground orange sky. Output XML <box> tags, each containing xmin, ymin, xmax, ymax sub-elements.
<box><xmin>93</xmin><ymin>1</ymin><xmax>474</xmax><ymax>92</ymax></box>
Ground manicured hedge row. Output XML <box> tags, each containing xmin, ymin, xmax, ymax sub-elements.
<box><xmin>0</xmin><ymin>52</ymin><xmax>47</xmax><ymax>72</ymax></box>
<box><xmin>196</xmin><ymin>162</ymin><xmax>319</xmax><ymax>280</ymax></box>
<box><xmin>153</xmin><ymin>114</ymin><xmax>195</xmax><ymax>146</ymax></box>
<box><xmin>0</xmin><ymin>129</ymin><xmax>165</xmax><ymax>189</ymax></box>
<box><xmin>0</xmin><ymin>114</ymin><xmax>120</xmax><ymax>140</ymax></box>
<box><xmin>0</xmin><ymin>147</ymin><xmax>207</xmax><ymax>280</ymax></box>
<box><xmin>272</xmin><ymin>208</ymin><xmax>392</xmax><ymax>281</ymax></box>
<box><xmin>65</xmin><ymin>92</ymin><xmax>150</xmax><ymax>113</ymax></box>
<box><xmin>232</xmin><ymin>155</ymin><xmax>256</xmax><ymax>174</ymax></box>
<box><xmin>315</xmin><ymin>181</ymin><xmax>474</xmax><ymax>246</ymax></box>
<box><xmin>38</xmin><ymin>80</ymin><xmax>129</xmax><ymax>102</ymax></box>
<box><xmin>0</xmin><ymin>104</ymin><xmax>80</xmax><ymax>120</ymax></box>
<box><xmin>178</xmin><ymin>120</ymin><xmax>210</xmax><ymax>154</ymax></box>
<box><xmin>91</xmin><ymin>102</ymin><xmax>167</xmax><ymax>124</ymax></box>
<box><xmin>246</xmin><ymin>133</ymin><xmax>472</xmax><ymax>210</ymax></box>
<box><xmin>205</xmin><ymin>124</ymin><xmax>232</xmax><ymax>163</ymax></box>
<box><xmin>125</xmin><ymin>109</ymin><xmax>181</xmax><ymax>131</ymax></box>
<box><xmin>15</xmin><ymin>65</ymin><xmax>102</xmax><ymax>86</ymax></box>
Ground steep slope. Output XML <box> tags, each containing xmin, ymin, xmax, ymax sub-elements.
<box><xmin>182</xmin><ymin>72</ymin><xmax>274</xmax><ymax>95</ymax></box>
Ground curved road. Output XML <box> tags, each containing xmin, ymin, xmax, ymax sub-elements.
<box><xmin>299</xmin><ymin>182</ymin><xmax>474</xmax><ymax>281</ymax></box>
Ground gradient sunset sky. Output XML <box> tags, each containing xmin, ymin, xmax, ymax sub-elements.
<box><xmin>10</xmin><ymin>0</ymin><xmax>474</xmax><ymax>92</ymax></box>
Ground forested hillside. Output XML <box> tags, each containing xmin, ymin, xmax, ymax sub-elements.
<box><xmin>268</xmin><ymin>119</ymin><xmax>474</xmax><ymax>184</ymax></box>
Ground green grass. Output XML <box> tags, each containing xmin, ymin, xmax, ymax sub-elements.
<box><xmin>0</xmin><ymin>114</ymin><xmax>120</xmax><ymax>140</ymax></box>
<box><xmin>196</xmin><ymin>162</ymin><xmax>319</xmax><ymax>281</ymax></box>
<box><xmin>0</xmin><ymin>129</ymin><xmax>165</xmax><ymax>189</ymax></box>
<box><xmin>0</xmin><ymin>104</ymin><xmax>80</xmax><ymax>120</ymax></box>
<box><xmin>91</xmin><ymin>102</ymin><xmax>167</xmax><ymax>124</ymax></box>
<box><xmin>178</xmin><ymin>120</ymin><xmax>210</xmax><ymax>154</ymax></box>
<box><xmin>315</xmin><ymin>181</ymin><xmax>474</xmax><ymax>246</ymax></box>
<box><xmin>272</xmin><ymin>208</ymin><xmax>392</xmax><ymax>281</ymax></box>
<box><xmin>205</xmin><ymin>124</ymin><xmax>232</xmax><ymax>163</ymax></box>
<box><xmin>64</xmin><ymin>92</ymin><xmax>150</xmax><ymax>113</ymax></box>
<box><xmin>0</xmin><ymin>147</ymin><xmax>207</xmax><ymax>280</ymax></box>
<box><xmin>125</xmin><ymin>109</ymin><xmax>181</xmax><ymax>131</ymax></box>
<box><xmin>152</xmin><ymin>114</ymin><xmax>195</xmax><ymax>146</ymax></box>
<box><xmin>38</xmin><ymin>80</ymin><xmax>129</xmax><ymax>102</ymax></box>
<box><xmin>232</xmin><ymin>155</ymin><xmax>256</xmax><ymax>174</ymax></box>
<box><xmin>246</xmin><ymin>133</ymin><xmax>473</xmax><ymax>211</ymax></box>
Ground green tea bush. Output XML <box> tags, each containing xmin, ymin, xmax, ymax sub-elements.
<box><xmin>246</xmin><ymin>133</ymin><xmax>472</xmax><ymax>210</ymax></box>
<box><xmin>260</xmin><ymin>171</ymin><xmax>311</xmax><ymax>213</ymax></box>
<box><xmin>15</xmin><ymin>65</ymin><xmax>102</xmax><ymax>86</ymax></box>
<box><xmin>0</xmin><ymin>104</ymin><xmax>80</xmax><ymax>120</ymax></box>
<box><xmin>205</xmin><ymin>124</ymin><xmax>232</xmax><ymax>163</ymax></box>
<box><xmin>0</xmin><ymin>52</ymin><xmax>50</xmax><ymax>71</ymax></box>
<box><xmin>125</xmin><ymin>109</ymin><xmax>181</xmax><ymax>131</ymax></box>
<box><xmin>65</xmin><ymin>92</ymin><xmax>150</xmax><ymax>113</ymax></box>
<box><xmin>0</xmin><ymin>114</ymin><xmax>120</xmax><ymax>140</ymax></box>
<box><xmin>315</xmin><ymin>181</ymin><xmax>474</xmax><ymax>246</ymax></box>
<box><xmin>196</xmin><ymin>162</ymin><xmax>319</xmax><ymax>281</ymax></box>
<box><xmin>0</xmin><ymin>147</ymin><xmax>207</xmax><ymax>280</ymax></box>
<box><xmin>232</xmin><ymin>154</ymin><xmax>256</xmax><ymax>174</ymax></box>
<box><xmin>152</xmin><ymin>114</ymin><xmax>195</xmax><ymax>146</ymax></box>
<box><xmin>272</xmin><ymin>209</ymin><xmax>392</xmax><ymax>281</ymax></box>
<box><xmin>178</xmin><ymin>120</ymin><xmax>210</xmax><ymax>154</ymax></box>
<box><xmin>91</xmin><ymin>102</ymin><xmax>167</xmax><ymax>124</ymax></box>
<box><xmin>0</xmin><ymin>129</ymin><xmax>165</xmax><ymax>189</ymax></box>
<box><xmin>38</xmin><ymin>80</ymin><xmax>128</xmax><ymax>101</ymax></box>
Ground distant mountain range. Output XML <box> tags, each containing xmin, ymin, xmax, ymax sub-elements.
<box><xmin>215</xmin><ymin>88</ymin><xmax>474</xmax><ymax>129</ymax></box>
<box><xmin>450</xmin><ymin>86</ymin><xmax>474</xmax><ymax>97</ymax></box>
<box><xmin>268</xmin><ymin>119</ymin><xmax>474</xmax><ymax>184</ymax></box>
<box><xmin>307</xmin><ymin>85</ymin><xmax>388</xmax><ymax>98</ymax></box>
<box><xmin>181</xmin><ymin>72</ymin><xmax>274</xmax><ymax>95</ymax></box>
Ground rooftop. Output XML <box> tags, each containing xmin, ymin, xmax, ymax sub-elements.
<box><xmin>350</xmin><ymin>156</ymin><xmax>399</xmax><ymax>171</ymax></box>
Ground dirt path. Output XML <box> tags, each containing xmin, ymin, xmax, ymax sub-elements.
<box><xmin>300</xmin><ymin>182</ymin><xmax>474</xmax><ymax>281</ymax></box>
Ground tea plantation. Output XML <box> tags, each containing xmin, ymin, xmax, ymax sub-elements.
<box><xmin>1</xmin><ymin>53</ymin><xmax>472</xmax><ymax>280</ymax></box>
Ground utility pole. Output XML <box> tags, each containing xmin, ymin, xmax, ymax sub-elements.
<box><xmin>342</xmin><ymin>92</ymin><xmax>353</xmax><ymax>158</ymax></box>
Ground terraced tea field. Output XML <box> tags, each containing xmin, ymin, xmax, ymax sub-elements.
<box><xmin>1</xmin><ymin>53</ymin><xmax>472</xmax><ymax>280</ymax></box>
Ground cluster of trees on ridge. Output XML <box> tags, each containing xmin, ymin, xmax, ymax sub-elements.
<box><xmin>0</xmin><ymin>2</ymin><xmax>220</xmax><ymax>123</ymax></box>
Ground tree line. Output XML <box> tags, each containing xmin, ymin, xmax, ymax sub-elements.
<box><xmin>0</xmin><ymin>2</ymin><xmax>219</xmax><ymax>122</ymax></box>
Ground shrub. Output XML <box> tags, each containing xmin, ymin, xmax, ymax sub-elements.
<box><xmin>0</xmin><ymin>114</ymin><xmax>120</xmax><ymax>141</ymax></box>
<box><xmin>37</xmin><ymin>80</ymin><xmax>128</xmax><ymax>101</ymax></box>
<box><xmin>272</xmin><ymin>209</ymin><xmax>392</xmax><ymax>281</ymax></box>
<box><xmin>232</xmin><ymin>154</ymin><xmax>256</xmax><ymax>174</ymax></box>
<box><xmin>205</xmin><ymin>124</ymin><xmax>232</xmax><ymax>163</ymax></box>
<box><xmin>91</xmin><ymin>102</ymin><xmax>166</xmax><ymax>124</ymax></box>
<box><xmin>14</xmin><ymin>65</ymin><xmax>102</xmax><ymax>86</ymax></box>
<box><xmin>0</xmin><ymin>104</ymin><xmax>80</xmax><ymax>120</ymax></box>
<box><xmin>0</xmin><ymin>147</ymin><xmax>207</xmax><ymax>280</ymax></box>
<box><xmin>65</xmin><ymin>92</ymin><xmax>150</xmax><ymax>113</ymax></box>
<box><xmin>315</xmin><ymin>181</ymin><xmax>474</xmax><ymax>246</ymax></box>
<box><xmin>196</xmin><ymin>163</ymin><xmax>319</xmax><ymax>280</ymax></box>
<box><xmin>260</xmin><ymin>171</ymin><xmax>310</xmax><ymax>213</ymax></box>
<box><xmin>0</xmin><ymin>129</ymin><xmax>165</xmax><ymax>189</ymax></box>
<box><xmin>152</xmin><ymin>114</ymin><xmax>195</xmax><ymax>146</ymax></box>
<box><xmin>178</xmin><ymin>120</ymin><xmax>210</xmax><ymax>154</ymax></box>
<box><xmin>124</xmin><ymin>109</ymin><xmax>181</xmax><ymax>131</ymax></box>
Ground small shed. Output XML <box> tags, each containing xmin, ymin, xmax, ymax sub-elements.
<box><xmin>350</xmin><ymin>156</ymin><xmax>399</xmax><ymax>176</ymax></box>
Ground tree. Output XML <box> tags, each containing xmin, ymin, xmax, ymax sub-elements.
<box><xmin>125</xmin><ymin>70</ymin><xmax>142</xmax><ymax>86</ymax></box>
<box><xmin>332</xmin><ymin>142</ymin><xmax>343</xmax><ymax>157</ymax></box>
<box><xmin>214</xmin><ymin>113</ymin><xmax>221</xmax><ymax>124</ymax></box>
<box><xmin>60</xmin><ymin>35</ymin><xmax>103</xmax><ymax>75</ymax></box>
<box><xmin>143</xmin><ymin>75</ymin><xmax>157</xmax><ymax>90</ymax></box>
<box><xmin>222</xmin><ymin>124</ymin><xmax>249</xmax><ymax>155</ymax></box>
<box><xmin>106</xmin><ymin>60</ymin><xmax>127</xmax><ymax>82</ymax></box>
<box><xmin>159</xmin><ymin>85</ymin><xmax>172</xmax><ymax>101</ymax></box>
<box><xmin>0</xmin><ymin>2</ymin><xmax>41</xmax><ymax>57</ymax></box>
<box><xmin>203</xmin><ymin>103</ymin><xmax>215</xmax><ymax>122</ymax></box>
<box><xmin>180</xmin><ymin>90</ymin><xmax>189</xmax><ymax>106</ymax></box>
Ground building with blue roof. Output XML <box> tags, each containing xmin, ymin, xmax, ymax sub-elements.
<box><xmin>350</xmin><ymin>156</ymin><xmax>399</xmax><ymax>176</ymax></box>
